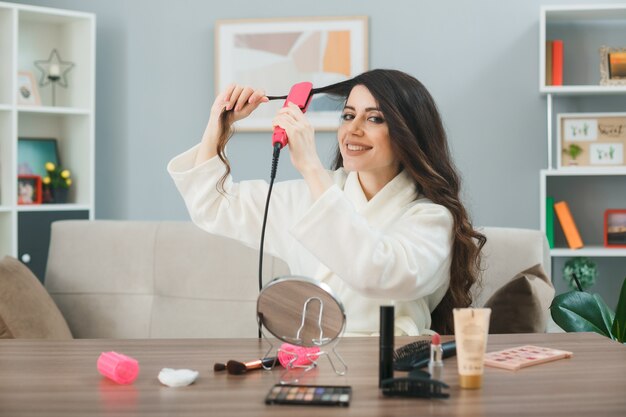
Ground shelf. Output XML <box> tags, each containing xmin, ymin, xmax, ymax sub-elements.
<box><xmin>551</xmin><ymin>246</ymin><xmax>626</xmax><ymax>257</ymax></box>
<box><xmin>541</xmin><ymin>168</ymin><xmax>626</xmax><ymax>176</ymax></box>
<box><xmin>540</xmin><ymin>86</ymin><xmax>626</xmax><ymax>96</ymax></box>
<box><xmin>17</xmin><ymin>204</ymin><xmax>91</xmax><ymax>212</ymax></box>
<box><xmin>0</xmin><ymin>206</ymin><xmax>11</xmax><ymax>213</ymax></box>
<box><xmin>0</xmin><ymin>104</ymin><xmax>11</xmax><ymax>111</ymax></box>
<box><xmin>17</xmin><ymin>105</ymin><xmax>91</xmax><ymax>115</ymax></box>
<box><xmin>543</xmin><ymin>5</ymin><xmax>626</xmax><ymax>22</ymax></box>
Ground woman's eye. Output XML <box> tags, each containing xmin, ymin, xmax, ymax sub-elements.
<box><xmin>368</xmin><ymin>116</ymin><xmax>385</xmax><ymax>124</ymax></box>
<box><xmin>341</xmin><ymin>113</ymin><xmax>355</xmax><ymax>121</ymax></box>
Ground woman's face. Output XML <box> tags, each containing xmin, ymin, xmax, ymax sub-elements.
<box><xmin>338</xmin><ymin>85</ymin><xmax>399</xmax><ymax>181</ymax></box>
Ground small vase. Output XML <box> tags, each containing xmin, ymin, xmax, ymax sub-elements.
<box><xmin>50</xmin><ymin>187</ymin><xmax>69</xmax><ymax>204</ymax></box>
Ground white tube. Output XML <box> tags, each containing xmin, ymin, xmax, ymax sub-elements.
<box><xmin>453</xmin><ymin>308</ymin><xmax>491</xmax><ymax>389</ymax></box>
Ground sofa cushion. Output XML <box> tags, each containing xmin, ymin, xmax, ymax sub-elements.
<box><xmin>0</xmin><ymin>256</ymin><xmax>72</xmax><ymax>339</ymax></box>
<box><xmin>484</xmin><ymin>264</ymin><xmax>554</xmax><ymax>333</ymax></box>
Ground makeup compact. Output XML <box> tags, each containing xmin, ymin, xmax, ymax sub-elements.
<box><xmin>265</xmin><ymin>384</ymin><xmax>351</xmax><ymax>407</ymax></box>
<box><xmin>484</xmin><ymin>345</ymin><xmax>573</xmax><ymax>370</ymax></box>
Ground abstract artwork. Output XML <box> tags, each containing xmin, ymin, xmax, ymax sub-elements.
<box><xmin>216</xmin><ymin>16</ymin><xmax>368</xmax><ymax>131</ymax></box>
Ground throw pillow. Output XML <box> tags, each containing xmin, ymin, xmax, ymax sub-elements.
<box><xmin>484</xmin><ymin>264</ymin><xmax>555</xmax><ymax>334</ymax></box>
<box><xmin>0</xmin><ymin>256</ymin><xmax>72</xmax><ymax>339</ymax></box>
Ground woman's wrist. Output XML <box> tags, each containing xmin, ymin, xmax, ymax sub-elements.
<box><xmin>194</xmin><ymin>120</ymin><xmax>222</xmax><ymax>166</ymax></box>
<box><xmin>301</xmin><ymin>164</ymin><xmax>333</xmax><ymax>200</ymax></box>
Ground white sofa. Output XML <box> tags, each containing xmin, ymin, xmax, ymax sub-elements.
<box><xmin>44</xmin><ymin>221</ymin><xmax>553</xmax><ymax>338</ymax></box>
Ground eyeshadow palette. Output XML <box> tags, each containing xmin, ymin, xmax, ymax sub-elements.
<box><xmin>265</xmin><ymin>384</ymin><xmax>351</xmax><ymax>407</ymax></box>
<box><xmin>484</xmin><ymin>345</ymin><xmax>573</xmax><ymax>371</ymax></box>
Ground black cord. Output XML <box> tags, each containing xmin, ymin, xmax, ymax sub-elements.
<box><xmin>258</xmin><ymin>142</ymin><xmax>282</xmax><ymax>338</ymax></box>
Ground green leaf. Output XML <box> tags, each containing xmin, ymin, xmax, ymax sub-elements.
<box><xmin>611</xmin><ymin>277</ymin><xmax>626</xmax><ymax>343</ymax></box>
<box><xmin>550</xmin><ymin>291</ymin><xmax>615</xmax><ymax>338</ymax></box>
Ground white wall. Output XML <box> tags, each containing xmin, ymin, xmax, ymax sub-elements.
<box><xmin>12</xmin><ymin>0</ymin><xmax>626</xmax><ymax>306</ymax></box>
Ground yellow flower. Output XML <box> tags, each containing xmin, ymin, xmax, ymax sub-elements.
<box><xmin>66</xmin><ymin>179</ymin><xmax>72</xmax><ymax>186</ymax></box>
<box><xmin>45</xmin><ymin>162</ymin><xmax>56</xmax><ymax>171</ymax></box>
<box><xmin>43</xmin><ymin>176</ymin><xmax>51</xmax><ymax>185</ymax></box>
<box><xmin>61</xmin><ymin>169</ymin><xmax>71</xmax><ymax>179</ymax></box>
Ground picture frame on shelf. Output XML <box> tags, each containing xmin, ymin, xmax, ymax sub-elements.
<box><xmin>215</xmin><ymin>16</ymin><xmax>368</xmax><ymax>131</ymax></box>
<box><xmin>557</xmin><ymin>113</ymin><xmax>626</xmax><ymax>169</ymax></box>
<box><xmin>17</xmin><ymin>175</ymin><xmax>42</xmax><ymax>205</ymax></box>
<box><xmin>604</xmin><ymin>209</ymin><xmax>626</xmax><ymax>248</ymax></box>
<box><xmin>17</xmin><ymin>71</ymin><xmax>41</xmax><ymax>106</ymax></box>
<box><xmin>17</xmin><ymin>138</ymin><xmax>61</xmax><ymax>178</ymax></box>
<box><xmin>600</xmin><ymin>46</ymin><xmax>626</xmax><ymax>86</ymax></box>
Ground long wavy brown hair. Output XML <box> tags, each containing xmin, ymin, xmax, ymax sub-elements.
<box><xmin>216</xmin><ymin>69</ymin><xmax>486</xmax><ymax>334</ymax></box>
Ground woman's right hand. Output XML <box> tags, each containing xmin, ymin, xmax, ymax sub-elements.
<box><xmin>209</xmin><ymin>84</ymin><xmax>268</xmax><ymax>127</ymax></box>
<box><xmin>197</xmin><ymin>85</ymin><xmax>268</xmax><ymax>166</ymax></box>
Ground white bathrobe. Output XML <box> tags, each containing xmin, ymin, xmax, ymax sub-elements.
<box><xmin>168</xmin><ymin>145</ymin><xmax>453</xmax><ymax>335</ymax></box>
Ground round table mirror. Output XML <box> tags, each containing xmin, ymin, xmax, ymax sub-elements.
<box><xmin>257</xmin><ymin>276</ymin><xmax>346</xmax><ymax>347</ymax></box>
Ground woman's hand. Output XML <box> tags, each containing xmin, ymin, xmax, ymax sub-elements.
<box><xmin>272</xmin><ymin>102</ymin><xmax>321</xmax><ymax>173</ymax></box>
<box><xmin>273</xmin><ymin>102</ymin><xmax>333</xmax><ymax>199</ymax></box>
<box><xmin>207</xmin><ymin>84</ymin><xmax>268</xmax><ymax>133</ymax></box>
<box><xmin>196</xmin><ymin>85</ymin><xmax>268</xmax><ymax>166</ymax></box>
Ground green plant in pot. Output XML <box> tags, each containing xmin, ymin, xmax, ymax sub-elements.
<box><xmin>42</xmin><ymin>162</ymin><xmax>72</xmax><ymax>204</ymax></box>
<box><xmin>550</xmin><ymin>272</ymin><xmax>626</xmax><ymax>343</ymax></box>
<box><xmin>562</xmin><ymin>257</ymin><xmax>597</xmax><ymax>290</ymax></box>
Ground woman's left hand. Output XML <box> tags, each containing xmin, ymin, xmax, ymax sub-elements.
<box><xmin>272</xmin><ymin>102</ymin><xmax>323</xmax><ymax>175</ymax></box>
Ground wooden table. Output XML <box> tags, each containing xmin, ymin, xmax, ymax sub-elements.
<box><xmin>1</xmin><ymin>333</ymin><xmax>625</xmax><ymax>416</ymax></box>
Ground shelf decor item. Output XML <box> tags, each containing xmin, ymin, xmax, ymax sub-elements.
<box><xmin>17</xmin><ymin>138</ymin><xmax>61</xmax><ymax>178</ymax></box>
<box><xmin>215</xmin><ymin>16</ymin><xmax>368</xmax><ymax>131</ymax></box>
<box><xmin>17</xmin><ymin>175</ymin><xmax>43</xmax><ymax>205</ymax></box>
<box><xmin>16</xmin><ymin>71</ymin><xmax>41</xmax><ymax>106</ymax></box>
<box><xmin>42</xmin><ymin>162</ymin><xmax>72</xmax><ymax>204</ymax></box>
<box><xmin>562</xmin><ymin>257</ymin><xmax>597</xmax><ymax>290</ymax></box>
<box><xmin>604</xmin><ymin>209</ymin><xmax>626</xmax><ymax>248</ymax></box>
<box><xmin>600</xmin><ymin>46</ymin><xmax>626</xmax><ymax>86</ymax></box>
<box><xmin>557</xmin><ymin>113</ymin><xmax>626</xmax><ymax>169</ymax></box>
<box><xmin>34</xmin><ymin>49</ymin><xmax>75</xmax><ymax>106</ymax></box>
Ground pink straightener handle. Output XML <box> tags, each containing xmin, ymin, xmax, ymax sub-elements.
<box><xmin>272</xmin><ymin>82</ymin><xmax>313</xmax><ymax>149</ymax></box>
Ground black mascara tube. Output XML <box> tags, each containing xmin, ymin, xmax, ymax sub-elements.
<box><xmin>379</xmin><ymin>305</ymin><xmax>394</xmax><ymax>388</ymax></box>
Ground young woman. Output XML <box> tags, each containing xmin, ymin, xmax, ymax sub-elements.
<box><xmin>168</xmin><ymin>69</ymin><xmax>485</xmax><ymax>335</ymax></box>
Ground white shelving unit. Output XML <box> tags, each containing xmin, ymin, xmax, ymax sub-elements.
<box><xmin>539</xmin><ymin>5</ymin><xmax>626</xmax><ymax>261</ymax></box>
<box><xmin>0</xmin><ymin>1</ymin><xmax>95</xmax><ymax>280</ymax></box>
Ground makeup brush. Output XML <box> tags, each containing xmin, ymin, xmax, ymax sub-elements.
<box><xmin>394</xmin><ymin>340</ymin><xmax>457</xmax><ymax>371</ymax></box>
<box><xmin>226</xmin><ymin>357</ymin><xmax>277</xmax><ymax>375</ymax></box>
<box><xmin>213</xmin><ymin>363</ymin><xmax>226</xmax><ymax>372</ymax></box>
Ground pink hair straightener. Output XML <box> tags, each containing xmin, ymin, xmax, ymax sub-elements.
<box><xmin>272</xmin><ymin>81</ymin><xmax>313</xmax><ymax>149</ymax></box>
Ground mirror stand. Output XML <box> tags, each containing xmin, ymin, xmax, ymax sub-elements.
<box><xmin>259</xmin><ymin>328</ymin><xmax>348</xmax><ymax>383</ymax></box>
<box><xmin>257</xmin><ymin>291</ymin><xmax>348</xmax><ymax>383</ymax></box>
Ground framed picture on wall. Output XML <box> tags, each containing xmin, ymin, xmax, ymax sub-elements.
<box><xmin>17</xmin><ymin>71</ymin><xmax>41</xmax><ymax>106</ymax></box>
<box><xmin>600</xmin><ymin>46</ymin><xmax>626</xmax><ymax>86</ymax></box>
<box><xmin>17</xmin><ymin>175</ymin><xmax>43</xmax><ymax>205</ymax></box>
<box><xmin>215</xmin><ymin>16</ymin><xmax>368</xmax><ymax>131</ymax></box>
<box><xmin>17</xmin><ymin>138</ymin><xmax>61</xmax><ymax>177</ymax></box>
<box><xmin>604</xmin><ymin>209</ymin><xmax>626</xmax><ymax>248</ymax></box>
<box><xmin>557</xmin><ymin>113</ymin><xmax>626</xmax><ymax>169</ymax></box>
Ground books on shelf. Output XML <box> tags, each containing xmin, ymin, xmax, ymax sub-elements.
<box><xmin>545</xmin><ymin>41</ymin><xmax>553</xmax><ymax>86</ymax></box>
<box><xmin>554</xmin><ymin>201</ymin><xmax>583</xmax><ymax>249</ymax></box>
<box><xmin>546</xmin><ymin>197</ymin><xmax>555</xmax><ymax>248</ymax></box>
<box><xmin>545</xmin><ymin>40</ymin><xmax>563</xmax><ymax>86</ymax></box>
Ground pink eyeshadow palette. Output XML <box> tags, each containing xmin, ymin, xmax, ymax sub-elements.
<box><xmin>484</xmin><ymin>345</ymin><xmax>573</xmax><ymax>371</ymax></box>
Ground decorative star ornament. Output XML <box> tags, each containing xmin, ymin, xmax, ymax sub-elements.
<box><xmin>34</xmin><ymin>49</ymin><xmax>75</xmax><ymax>88</ymax></box>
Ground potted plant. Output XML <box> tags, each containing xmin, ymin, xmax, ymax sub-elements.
<box><xmin>42</xmin><ymin>162</ymin><xmax>72</xmax><ymax>203</ymax></box>
<box><xmin>562</xmin><ymin>144</ymin><xmax>583</xmax><ymax>165</ymax></box>
<box><xmin>550</xmin><ymin>275</ymin><xmax>626</xmax><ymax>343</ymax></box>
<box><xmin>562</xmin><ymin>257</ymin><xmax>597</xmax><ymax>290</ymax></box>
